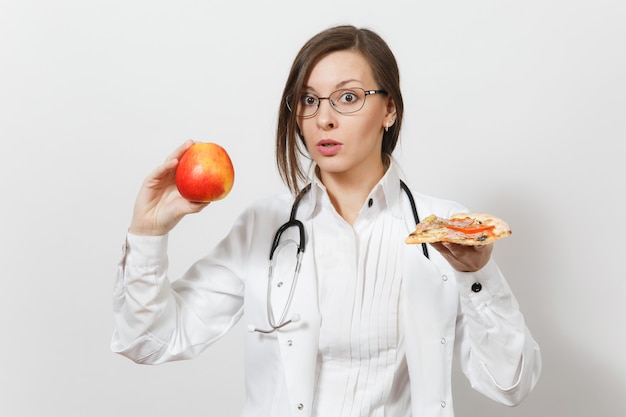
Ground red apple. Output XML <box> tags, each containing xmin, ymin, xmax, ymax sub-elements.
<box><xmin>175</xmin><ymin>142</ymin><xmax>235</xmax><ymax>202</ymax></box>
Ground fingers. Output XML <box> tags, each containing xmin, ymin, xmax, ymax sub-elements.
<box><xmin>130</xmin><ymin>140</ymin><xmax>200</xmax><ymax>236</ymax></box>
<box><xmin>440</xmin><ymin>242</ymin><xmax>492</xmax><ymax>256</ymax></box>
<box><xmin>429</xmin><ymin>242</ymin><xmax>448</xmax><ymax>254</ymax></box>
<box><xmin>165</xmin><ymin>139</ymin><xmax>195</xmax><ymax>163</ymax></box>
<box><xmin>185</xmin><ymin>200</ymin><xmax>211</xmax><ymax>214</ymax></box>
<box><xmin>146</xmin><ymin>158</ymin><xmax>177</xmax><ymax>186</ymax></box>
<box><xmin>146</xmin><ymin>140</ymin><xmax>195</xmax><ymax>185</ymax></box>
<box><xmin>441</xmin><ymin>242</ymin><xmax>466</xmax><ymax>257</ymax></box>
<box><xmin>428</xmin><ymin>241</ymin><xmax>493</xmax><ymax>272</ymax></box>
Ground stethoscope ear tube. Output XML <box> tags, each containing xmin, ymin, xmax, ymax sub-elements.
<box><xmin>400</xmin><ymin>180</ymin><xmax>429</xmax><ymax>259</ymax></box>
<box><xmin>269</xmin><ymin>220</ymin><xmax>305</xmax><ymax>260</ymax></box>
<box><xmin>269</xmin><ymin>184</ymin><xmax>311</xmax><ymax>261</ymax></box>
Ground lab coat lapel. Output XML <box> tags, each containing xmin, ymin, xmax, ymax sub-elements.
<box><xmin>275</xmin><ymin>219</ymin><xmax>320</xmax><ymax>417</ymax></box>
<box><xmin>400</xmin><ymin>191</ymin><xmax>459</xmax><ymax>414</ymax></box>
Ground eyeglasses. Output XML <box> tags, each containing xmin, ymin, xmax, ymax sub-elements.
<box><xmin>286</xmin><ymin>88</ymin><xmax>387</xmax><ymax>118</ymax></box>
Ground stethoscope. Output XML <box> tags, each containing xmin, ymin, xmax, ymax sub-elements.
<box><xmin>248</xmin><ymin>180</ymin><xmax>429</xmax><ymax>334</ymax></box>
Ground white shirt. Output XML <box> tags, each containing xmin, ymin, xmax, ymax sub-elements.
<box><xmin>309</xmin><ymin>171</ymin><xmax>410</xmax><ymax>417</ymax></box>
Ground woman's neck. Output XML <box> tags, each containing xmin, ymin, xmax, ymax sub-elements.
<box><xmin>319</xmin><ymin>159</ymin><xmax>388</xmax><ymax>225</ymax></box>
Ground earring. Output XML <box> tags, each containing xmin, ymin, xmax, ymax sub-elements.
<box><xmin>385</xmin><ymin>120</ymin><xmax>394</xmax><ymax>132</ymax></box>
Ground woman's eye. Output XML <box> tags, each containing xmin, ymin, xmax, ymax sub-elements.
<box><xmin>301</xmin><ymin>95</ymin><xmax>317</xmax><ymax>106</ymax></box>
<box><xmin>340</xmin><ymin>92</ymin><xmax>357</xmax><ymax>103</ymax></box>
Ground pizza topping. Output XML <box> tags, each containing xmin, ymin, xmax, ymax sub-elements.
<box><xmin>445</xmin><ymin>223</ymin><xmax>495</xmax><ymax>234</ymax></box>
<box><xmin>405</xmin><ymin>212</ymin><xmax>511</xmax><ymax>246</ymax></box>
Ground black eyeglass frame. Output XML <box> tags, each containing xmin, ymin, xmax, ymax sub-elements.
<box><xmin>286</xmin><ymin>88</ymin><xmax>388</xmax><ymax>118</ymax></box>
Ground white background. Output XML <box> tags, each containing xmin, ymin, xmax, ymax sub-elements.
<box><xmin>1</xmin><ymin>0</ymin><xmax>624</xmax><ymax>416</ymax></box>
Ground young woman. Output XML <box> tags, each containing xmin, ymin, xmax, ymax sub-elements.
<box><xmin>112</xmin><ymin>25</ymin><xmax>541</xmax><ymax>417</ymax></box>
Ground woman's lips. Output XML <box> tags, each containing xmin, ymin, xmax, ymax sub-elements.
<box><xmin>316</xmin><ymin>139</ymin><xmax>343</xmax><ymax>156</ymax></box>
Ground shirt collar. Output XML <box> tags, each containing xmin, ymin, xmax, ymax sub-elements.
<box><xmin>298</xmin><ymin>158</ymin><xmax>405</xmax><ymax>221</ymax></box>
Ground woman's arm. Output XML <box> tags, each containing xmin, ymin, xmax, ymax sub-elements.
<box><xmin>111</xmin><ymin>214</ymin><xmax>250</xmax><ymax>364</ymax></box>
<box><xmin>111</xmin><ymin>141</ymin><xmax>248</xmax><ymax>364</ymax></box>
<box><xmin>453</xmin><ymin>260</ymin><xmax>542</xmax><ymax>405</ymax></box>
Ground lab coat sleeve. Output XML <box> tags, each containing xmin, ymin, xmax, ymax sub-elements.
<box><xmin>453</xmin><ymin>259</ymin><xmax>542</xmax><ymax>405</ymax></box>
<box><xmin>111</xmin><ymin>209</ymin><xmax>252</xmax><ymax>365</ymax></box>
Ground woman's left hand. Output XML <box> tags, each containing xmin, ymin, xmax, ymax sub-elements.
<box><xmin>429</xmin><ymin>242</ymin><xmax>493</xmax><ymax>272</ymax></box>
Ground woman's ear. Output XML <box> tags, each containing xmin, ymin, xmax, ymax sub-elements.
<box><xmin>384</xmin><ymin>97</ymin><xmax>397</xmax><ymax>128</ymax></box>
<box><xmin>386</xmin><ymin>96</ymin><xmax>397</xmax><ymax>116</ymax></box>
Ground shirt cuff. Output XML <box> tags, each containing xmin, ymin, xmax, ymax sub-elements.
<box><xmin>454</xmin><ymin>259</ymin><xmax>505</xmax><ymax>304</ymax></box>
<box><xmin>123</xmin><ymin>233</ymin><xmax>169</xmax><ymax>267</ymax></box>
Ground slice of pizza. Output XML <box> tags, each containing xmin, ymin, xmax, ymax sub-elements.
<box><xmin>405</xmin><ymin>213</ymin><xmax>512</xmax><ymax>246</ymax></box>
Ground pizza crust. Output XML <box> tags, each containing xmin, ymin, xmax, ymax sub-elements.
<box><xmin>405</xmin><ymin>212</ymin><xmax>512</xmax><ymax>246</ymax></box>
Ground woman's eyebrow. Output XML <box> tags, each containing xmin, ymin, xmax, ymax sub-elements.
<box><xmin>335</xmin><ymin>79</ymin><xmax>362</xmax><ymax>88</ymax></box>
<box><xmin>301</xmin><ymin>79</ymin><xmax>364</xmax><ymax>92</ymax></box>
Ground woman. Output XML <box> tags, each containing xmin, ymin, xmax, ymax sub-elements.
<box><xmin>112</xmin><ymin>25</ymin><xmax>541</xmax><ymax>417</ymax></box>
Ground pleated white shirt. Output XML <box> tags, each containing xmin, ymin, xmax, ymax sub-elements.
<box><xmin>309</xmin><ymin>168</ymin><xmax>412</xmax><ymax>417</ymax></box>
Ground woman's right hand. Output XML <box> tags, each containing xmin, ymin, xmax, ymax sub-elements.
<box><xmin>128</xmin><ymin>140</ymin><xmax>210</xmax><ymax>236</ymax></box>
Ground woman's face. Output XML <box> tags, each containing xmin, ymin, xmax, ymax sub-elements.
<box><xmin>297</xmin><ymin>50</ymin><xmax>396</xmax><ymax>182</ymax></box>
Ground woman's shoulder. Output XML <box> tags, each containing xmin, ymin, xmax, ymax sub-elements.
<box><xmin>240</xmin><ymin>192</ymin><xmax>295</xmax><ymax>218</ymax></box>
<box><xmin>407</xmin><ymin>188</ymin><xmax>469</xmax><ymax>218</ymax></box>
<box><xmin>393</xmin><ymin>162</ymin><xmax>468</xmax><ymax>217</ymax></box>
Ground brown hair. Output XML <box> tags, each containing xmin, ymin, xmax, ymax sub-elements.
<box><xmin>276</xmin><ymin>25</ymin><xmax>404</xmax><ymax>194</ymax></box>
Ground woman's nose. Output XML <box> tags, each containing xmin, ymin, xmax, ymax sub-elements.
<box><xmin>315</xmin><ymin>98</ymin><xmax>336</xmax><ymax>129</ymax></box>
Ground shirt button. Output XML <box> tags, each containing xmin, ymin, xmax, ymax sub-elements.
<box><xmin>298</xmin><ymin>403</ymin><xmax>304</xmax><ymax>410</ymax></box>
<box><xmin>287</xmin><ymin>340</ymin><xmax>293</xmax><ymax>346</ymax></box>
<box><xmin>277</xmin><ymin>282</ymin><xmax>283</xmax><ymax>288</ymax></box>
<box><xmin>471</xmin><ymin>282</ymin><xmax>482</xmax><ymax>293</ymax></box>
<box><xmin>441</xmin><ymin>401</ymin><xmax>447</xmax><ymax>408</ymax></box>
<box><xmin>440</xmin><ymin>338</ymin><xmax>446</xmax><ymax>345</ymax></box>
<box><xmin>442</xmin><ymin>274</ymin><xmax>448</xmax><ymax>281</ymax></box>
<box><xmin>368</xmin><ymin>198</ymin><xmax>373</xmax><ymax>207</ymax></box>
